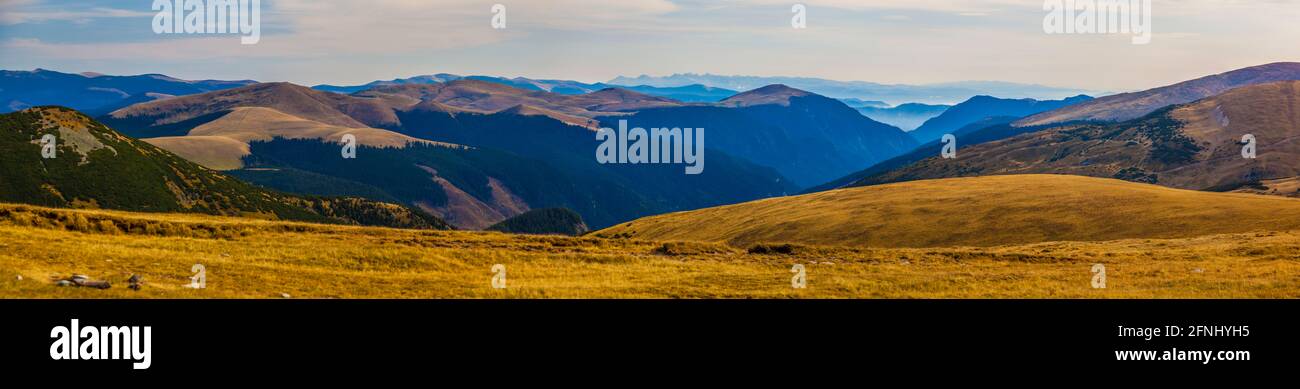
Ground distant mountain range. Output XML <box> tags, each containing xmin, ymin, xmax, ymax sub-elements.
<box><xmin>315</xmin><ymin>74</ymin><xmax>738</xmax><ymax>103</ymax></box>
<box><xmin>317</xmin><ymin>72</ymin><xmax>1102</xmax><ymax>106</ymax></box>
<box><xmin>1</xmin><ymin>69</ymin><xmax>254</xmax><ymax>115</ymax></box>
<box><xmin>608</xmin><ymin>74</ymin><xmax>1102</xmax><ymax>105</ymax></box>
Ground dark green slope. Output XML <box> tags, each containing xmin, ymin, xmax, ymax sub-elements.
<box><xmin>0</xmin><ymin>107</ymin><xmax>448</xmax><ymax>229</ymax></box>
<box><xmin>487</xmin><ymin>208</ymin><xmax>589</xmax><ymax>236</ymax></box>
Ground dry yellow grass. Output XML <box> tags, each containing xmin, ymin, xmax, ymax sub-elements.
<box><xmin>2</xmin><ymin>202</ymin><xmax>1300</xmax><ymax>299</ymax></box>
<box><xmin>597</xmin><ymin>175</ymin><xmax>1300</xmax><ymax>248</ymax></box>
<box><xmin>143</xmin><ymin>135</ymin><xmax>250</xmax><ymax>170</ymax></box>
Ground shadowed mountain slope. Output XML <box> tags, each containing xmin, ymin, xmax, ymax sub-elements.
<box><xmin>909</xmin><ymin>95</ymin><xmax>1092</xmax><ymax>143</ymax></box>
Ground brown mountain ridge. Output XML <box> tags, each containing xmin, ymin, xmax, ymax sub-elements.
<box><xmin>852</xmin><ymin>80</ymin><xmax>1300</xmax><ymax>193</ymax></box>
<box><xmin>1016</xmin><ymin>62</ymin><xmax>1300</xmax><ymax>127</ymax></box>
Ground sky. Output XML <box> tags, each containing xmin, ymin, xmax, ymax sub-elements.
<box><xmin>1</xmin><ymin>0</ymin><xmax>1298</xmax><ymax>92</ymax></box>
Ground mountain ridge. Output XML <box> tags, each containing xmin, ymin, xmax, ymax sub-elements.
<box><xmin>609</xmin><ymin>73</ymin><xmax>1101</xmax><ymax>105</ymax></box>
<box><xmin>314</xmin><ymin>73</ymin><xmax>740</xmax><ymax>102</ymax></box>
<box><xmin>848</xmin><ymin>80</ymin><xmax>1300</xmax><ymax>194</ymax></box>
<box><xmin>1016</xmin><ymin>62</ymin><xmax>1300</xmax><ymax>127</ymax></box>
<box><xmin>2</xmin><ymin>69</ymin><xmax>254</xmax><ymax>115</ymax></box>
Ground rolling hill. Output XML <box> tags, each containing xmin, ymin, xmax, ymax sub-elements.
<box><xmin>351</xmin><ymin>80</ymin><xmax>682</xmax><ymax>127</ymax></box>
<box><xmin>103</xmin><ymin>82</ymin><xmax>401</xmax><ymax>132</ymax></box>
<box><xmin>141</xmin><ymin>106</ymin><xmax>455</xmax><ymax>170</ymax></box>
<box><xmin>596</xmin><ymin>175</ymin><xmax>1300</xmax><ymax>248</ymax></box>
<box><xmin>849</xmin><ymin>81</ymin><xmax>1300</xmax><ymax>193</ymax></box>
<box><xmin>0</xmin><ymin>107</ymin><xmax>448</xmax><ymax>229</ymax></box>
<box><xmin>1016</xmin><ymin>62</ymin><xmax>1300</xmax><ymax>127</ymax></box>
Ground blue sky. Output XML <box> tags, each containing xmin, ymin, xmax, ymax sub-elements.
<box><xmin>2</xmin><ymin>0</ymin><xmax>1298</xmax><ymax>91</ymax></box>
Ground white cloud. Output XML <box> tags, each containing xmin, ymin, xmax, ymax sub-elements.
<box><xmin>0</xmin><ymin>1</ymin><xmax>152</xmax><ymax>25</ymax></box>
<box><xmin>0</xmin><ymin>0</ymin><xmax>687</xmax><ymax>59</ymax></box>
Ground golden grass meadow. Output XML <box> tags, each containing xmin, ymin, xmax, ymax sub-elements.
<box><xmin>3</xmin><ymin>178</ymin><xmax>1300</xmax><ymax>299</ymax></box>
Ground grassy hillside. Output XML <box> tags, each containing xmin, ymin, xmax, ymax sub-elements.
<box><xmin>848</xmin><ymin>81</ymin><xmax>1300</xmax><ymax>193</ymax></box>
<box><xmin>596</xmin><ymin>175</ymin><xmax>1300</xmax><ymax>248</ymax></box>
<box><xmin>1016</xmin><ymin>62</ymin><xmax>1300</xmax><ymax>127</ymax></box>
<box><xmin>3</xmin><ymin>202</ymin><xmax>1300</xmax><ymax>298</ymax></box>
<box><xmin>487</xmin><ymin>208</ymin><xmax>589</xmax><ymax>236</ymax></box>
<box><xmin>0</xmin><ymin>107</ymin><xmax>447</xmax><ymax>229</ymax></box>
